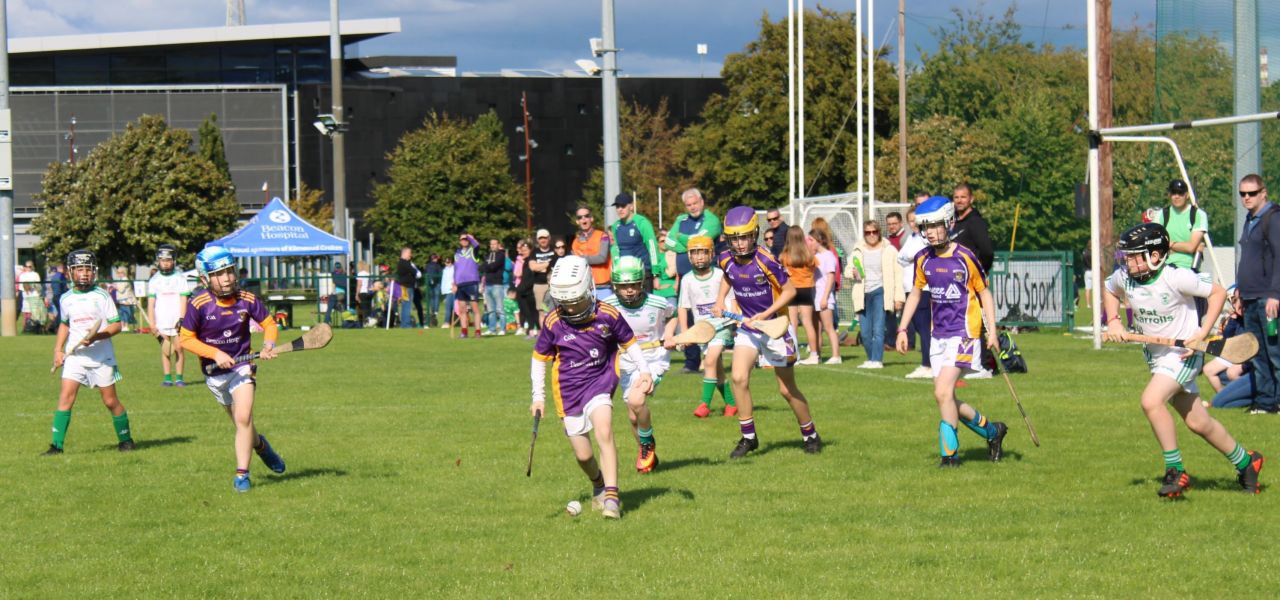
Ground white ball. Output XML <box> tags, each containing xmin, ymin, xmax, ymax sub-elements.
<box><xmin>565</xmin><ymin>500</ymin><xmax>582</xmax><ymax>516</ymax></box>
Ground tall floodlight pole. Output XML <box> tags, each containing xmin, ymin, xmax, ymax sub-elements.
<box><xmin>788</xmin><ymin>0</ymin><xmax>795</xmax><ymax>216</ymax></box>
<box><xmin>1087</xmin><ymin>0</ymin><xmax>1102</xmax><ymax>349</ymax></box>
<box><xmin>1234</xmin><ymin>0</ymin><xmax>1261</xmax><ymax>240</ymax></box>
<box><xmin>798</xmin><ymin>0</ymin><xmax>806</xmax><ymax>200</ymax></box>
<box><xmin>329</xmin><ymin>0</ymin><xmax>348</xmax><ymax>245</ymax></box>
<box><xmin>0</xmin><ymin>0</ymin><xmax>14</xmax><ymax>337</ymax></box>
<box><xmin>897</xmin><ymin>0</ymin><xmax>907</xmax><ymax>204</ymax></box>
<box><xmin>867</xmin><ymin>0</ymin><xmax>876</xmax><ymax>217</ymax></box>
<box><xmin>601</xmin><ymin>0</ymin><xmax>622</xmax><ymax>227</ymax></box>
<box><xmin>856</xmin><ymin>0</ymin><xmax>863</xmax><ymax>212</ymax></box>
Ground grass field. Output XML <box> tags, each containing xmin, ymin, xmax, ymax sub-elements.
<box><xmin>2</xmin><ymin>322</ymin><xmax>1277</xmax><ymax>597</ymax></box>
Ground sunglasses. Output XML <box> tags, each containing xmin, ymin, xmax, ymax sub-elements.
<box><xmin>1240</xmin><ymin>189</ymin><xmax>1264</xmax><ymax>198</ymax></box>
<box><xmin>864</xmin><ymin>230</ymin><xmax>880</xmax><ymax>235</ymax></box>
<box><xmin>766</xmin><ymin>216</ymin><xmax>781</xmax><ymax>222</ymax></box>
<box><xmin>554</xmin><ymin>245</ymin><xmax>566</xmax><ymax>249</ymax></box>
<box><xmin>576</xmin><ymin>214</ymin><xmax>592</xmax><ymax>220</ymax></box>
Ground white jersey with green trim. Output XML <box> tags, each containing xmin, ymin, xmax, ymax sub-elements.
<box><xmin>59</xmin><ymin>287</ymin><xmax>119</xmax><ymax>363</ymax></box>
<box><xmin>147</xmin><ymin>270</ymin><xmax>189</xmax><ymax>328</ymax></box>
<box><xmin>1105</xmin><ymin>266</ymin><xmax>1211</xmax><ymax>344</ymax></box>
<box><xmin>603</xmin><ymin>294</ymin><xmax>673</xmax><ymax>370</ymax></box>
<box><xmin>678</xmin><ymin>268</ymin><xmax>735</xmax><ymax>323</ymax></box>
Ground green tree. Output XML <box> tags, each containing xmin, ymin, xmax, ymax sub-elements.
<box><xmin>365</xmin><ymin>111</ymin><xmax>523</xmax><ymax>262</ymax></box>
<box><xmin>291</xmin><ymin>181</ymin><xmax>333</xmax><ymax>233</ymax></box>
<box><xmin>31</xmin><ymin>114</ymin><xmax>240</xmax><ymax>267</ymax></box>
<box><xmin>580</xmin><ymin>97</ymin><xmax>693</xmax><ymax>226</ymax></box>
<box><xmin>198</xmin><ymin>113</ymin><xmax>233</xmax><ymax>185</ymax></box>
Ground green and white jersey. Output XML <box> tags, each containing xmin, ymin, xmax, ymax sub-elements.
<box><xmin>678</xmin><ymin>268</ymin><xmax>734</xmax><ymax>323</ymax></box>
<box><xmin>603</xmin><ymin>294</ymin><xmax>673</xmax><ymax>370</ymax></box>
<box><xmin>1105</xmin><ymin>266</ymin><xmax>1211</xmax><ymax>343</ymax></box>
<box><xmin>1163</xmin><ymin>204</ymin><xmax>1208</xmax><ymax>269</ymax></box>
<box><xmin>147</xmin><ymin>270</ymin><xmax>190</xmax><ymax>329</ymax></box>
<box><xmin>59</xmin><ymin>287</ymin><xmax>120</xmax><ymax>363</ymax></box>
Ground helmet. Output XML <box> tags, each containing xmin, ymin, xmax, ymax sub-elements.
<box><xmin>1117</xmin><ymin>222</ymin><xmax>1170</xmax><ymax>283</ymax></box>
<box><xmin>688</xmin><ymin>235</ymin><xmax>715</xmax><ymax>270</ymax></box>
<box><xmin>916</xmin><ymin>196</ymin><xmax>955</xmax><ymax>249</ymax></box>
<box><xmin>549</xmin><ymin>255</ymin><xmax>595</xmax><ymax>324</ymax></box>
<box><xmin>611</xmin><ymin>256</ymin><xmax>646</xmax><ymax>308</ymax></box>
<box><xmin>156</xmin><ymin>244</ymin><xmax>177</xmax><ymax>273</ymax></box>
<box><xmin>67</xmin><ymin>249</ymin><xmax>97</xmax><ymax>289</ymax></box>
<box><xmin>196</xmin><ymin>245</ymin><xmax>238</xmax><ymax>298</ymax></box>
<box><xmin>723</xmin><ymin>206</ymin><xmax>760</xmax><ymax>258</ymax></box>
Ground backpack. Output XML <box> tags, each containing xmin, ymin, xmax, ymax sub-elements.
<box><xmin>997</xmin><ymin>331</ymin><xmax>1028</xmax><ymax>374</ymax></box>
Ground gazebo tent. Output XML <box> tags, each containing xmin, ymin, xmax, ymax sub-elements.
<box><xmin>214</xmin><ymin>197</ymin><xmax>348</xmax><ymax>257</ymax></box>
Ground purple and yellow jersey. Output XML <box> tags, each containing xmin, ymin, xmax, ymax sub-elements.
<box><xmin>913</xmin><ymin>243</ymin><xmax>987</xmax><ymax>339</ymax></box>
<box><xmin>179</xmin><ymin>290</ymin><xmax>274</xmax><ymax>376</ymax></box>
<box><xmin>718</xmin><ymin>248</ymin><xmax>788</xmax><ymax>331</ymax></box>
<box><xmin>532</xmin><ymin>303</ymin><xmax>636</xmax><ymax>418</ymax></box>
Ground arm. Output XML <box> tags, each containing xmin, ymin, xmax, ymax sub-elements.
<box><xmin>1170</xmin><ymin>231</ymin><xmax>1206</xmax><ymax>255</ymax></box>
<box><xmin>978</xmin><ymin>288</ymin><xmax>999</xmax><ymax>349</ymax></box>
<box><xmin>52</xmin><ymin>322</ymin><xmax>69</xmax><ymax>368</ymax></box>
<box><xmin>1102</xmin><ymin>284</ymin><xmax>1125</xmax><ymax>342</ymax></box>
<box><xmin>667</xmin><ymin>215</ymin><xmax>690</xmax><ymax>253</ymax></box>
<box><xmin>638</xmin><ymin>216</ymin><xmax>660</xmax><ymax>274</ymax></box>
<box><xmin>1192</xmin><ymin>283</ymin><xmax>1228</xmax><ymax>344</ymax></box>
<box><xmin>895</xmin><ymin>287</ymin><xmax>923</xmax><ymax>353</ymax></box>
<box><xmin>751</xmin><ymin>280</ymin><xmax>796</xmax><ymax>322</ymax></box>
<box><xmin>712</xmin><ymin>276</ymin><xmax>731</xmax><ymax>317</ymax></box>
<box><xmin>609</xmin><ymin>223</ymin><xmax>622</xmax><ymax>264</ymax></box>
<box><xmin>584</xmin><ymin>233</ymin><xmax>610</xmax><ymax>266</ymax></box>
<box><xmin>665</xmin><ymin>251</ymin><xmax>678</xmax><ymax>278</ymax></box>
<box><xmin>530</xmin><ymin>358</ymin><xmax>548</xmax><ymax>416</ymax></box>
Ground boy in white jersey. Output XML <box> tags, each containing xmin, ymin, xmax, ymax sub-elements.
<box><xmin>1103</xmin><ymin>223</ymin><xmax>1263</xmax><ymax>497</ymax></box>
<box><xmin>604</xmin><ymin>256</ymin><xmax>677</xmax><ymax>473</ymax></box>
<box><xmin>672</xmin><ymin>235</ymin><xmax>738</xmax><ymax>418</ymax></box>
<box><xmin>44</xmin><ymin>249</ymin><xmax>136</xmax><ymax>455</ymax></box>
<box><xmin>147</xmin><ymin>244</ymin><xmax>190</xmax><ymax>387</ymax></box>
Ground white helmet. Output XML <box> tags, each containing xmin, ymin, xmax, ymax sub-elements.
<box><xmin>549</xmin><ymin>255</ymin><xmax>595</xmax><ymax>324</ymax></box>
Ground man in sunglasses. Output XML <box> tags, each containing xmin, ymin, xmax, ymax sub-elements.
<box><xmin>571</xmin><ymin>206</ymin><xmax>613</xmax><ymax>300</ymax></box>
<box><xmin>1234</xmin><ymin>174</ymin><xmax>1280</xmax><ymax>414</ymax></box>
<box><xmin>765</xmin><ymin>208</ymin><xmax>789</xmax><ymax>257</ymax></box>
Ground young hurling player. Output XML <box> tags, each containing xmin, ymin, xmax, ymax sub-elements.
<box><xmin>713</xmin><ymin>206</ymin><xmax>822</xmax><ymax>458</ymax></box>
<box><xmin>604</xmin><ymin>256</ymin><xmax>678</xmax><ymax>473</ymax></box>
<box><xmin>530</xmin><ymin>256</ymin><xmax>653</xmax><ymax>518</ymax></box>
<box><xmin>1103</xmin><ymin>223</ymin><xmax>1263</xmax><ymax>497</ymax></box>
<box><xmin>179</xmin><ymin>246</ymin><xmax>286</xmax><ymax>492</ymax></box>
<box><xmin>44</xmin><ymin>249</ymin><xmax>136</xmax><ymax>455</ymax></box>
<box><xmin>894</xmin><ymin>197</ymin><xmax>1008</xmax><ymax>467</ymax></box>
<box><xmin>147</xmin><ymin>244</ymin><xmax>190</xmax><ymax>387</ymax></box>
<box><xmin>671</xmin><ymin>235</ymin><xmax>738</xmax><ymax>418</ymax></box>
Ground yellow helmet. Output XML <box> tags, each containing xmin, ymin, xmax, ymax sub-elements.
<box><xmin>687</xmin><ymin>236</ymin><xmax>714</xmax><ymax>253</ymax></box>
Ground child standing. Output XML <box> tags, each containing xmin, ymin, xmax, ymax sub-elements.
<box><xmin>779</xmin><ymin>226</ymin><xmax>821</xmax><ymax>365</ymax></box>
<box><xmin>147</xmin><ymin>244</ymin><xmax>190</xmax><ymax>387</ymax></box>
<box><xmin>673</xmin><ymin>235</ymin><xmax>737</xmax><ymax>418</ymax></box>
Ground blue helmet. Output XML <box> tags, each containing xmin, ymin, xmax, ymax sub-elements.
<box><xmin>916</xmin><ymin>196</ymin><xmax>954</xmax><ymax>228</ymax></box>
<box><xmin>195</xmin><ymin>245</ymin><xmax>236</xmax><ymax>277</ymax></box>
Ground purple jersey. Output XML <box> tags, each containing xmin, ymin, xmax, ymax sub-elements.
<box><xmin>533</xmin><ymin>303</ymin><xmax>636</xmax><ymax>418</ymax></box>
<box><xmin>718</xmin><ymin>248</ymin><xmax>788</xmax><ymax>329</ymax></box>
<box><xmin>913</xmin><ymin>243</ymin><xmax>987</xmax><ymax>338</ymax></box>
<box><xmin>180</xmin><ymin>290</ymin><xmax>271</xmax><ymax>376</ymax></box>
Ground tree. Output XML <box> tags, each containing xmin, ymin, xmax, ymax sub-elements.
<box><xmin>31</xmin><ymin>114</ymin><xmax>240</xmax><ymax>267</ymax></box>
<box><xmin>365</xmin><ymin>111</ymin><xmax>523</xmax><ymax>262</ymax></box>
<box><xmin>198</xmin><ymin>113</ymin><xmax>233</xmax><ymax>185</ymax></box>
<box><xmin>580</xmin><ymin>97</ymin><xmax>693</xmax><ymax>226</ymax></box>
<box><xmin>291</xmin><ymin>181</ymin><xmax>333</xmax><ymax>233</ymax></box>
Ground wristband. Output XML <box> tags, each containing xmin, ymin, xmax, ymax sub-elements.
<box><xmin>896</xmin><ymin>328</ymin><xmax>908</xmax><ymax>333</ymax></box>
<box><xmin>1107</xmin><ymin>316</ymin><xmax>1120</xmax><ymax>324</ymax></box>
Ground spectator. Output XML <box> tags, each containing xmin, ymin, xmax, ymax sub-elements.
<box><xmin>48</xmin><ymin>263</ymin><xmax>68</xmax><ymax>308</ymax></box>
<box><xmin>453</xmin><ymin>233</ymin><xmax>483</xmax><ymax>338</ymax></box>
<box><xmin>113</xmin><ymin>267</ymin><xmax>139</xmax><ymax>332</ymax></box>
<box><xmin>765</xmin><ymin>208</ymin><xmax>789</xmax><ymax>257</ymax></box>
<box><xmin>897</xmin><ymin>205</ymin><xmax>933</xmax><ymax>379</ymax></box>
<box><xmin>653</xmin><ymin>229</ymin><xmax>679</xmax><ymax>309</ymax></box>
<box><xmin>395</xmin><ymin>247</ymin><xmax>417</xmax><ymax>329</ymax></box>
<box><xmin>1202</xmin><ymin>306</ymin><xmax>1256</xmax><ymax>408</ymax></box>
<box><xmin>781</xmin><ymin>227</ymin><xmax>821</xmax><ymax>365</ymax></box>
<box><xmin>885</xmin><ymin>211</ymin><xmax>907</xmax><ymax>251</ymax></box>
<box><xmin>355</xmin><ymin>261</ymin><xmax>372</xmax><ymax>322</ymax></box>
<box><xmin>950</xmin><ymin>183</ymin><xmax>995</xmax><ymax>378</ymax></box>
<box><xmin>809</xmin><ymin>219</ymin><xmax>843</xmax><ymax>364</ymax></box>
<box><xmin>19</xmin><ymin>261</ymin><xmax>45</xmax><ymax>332</ymax></box>
<box><xmin>609</xmin><ymin>193</ymin><xmax>660</xmax><ymax>290</ymax></box>
<box><xmin>1161</xmin><ymin>179</ymin><xmax>1210</xmax><ymax>317</ymax></box>
<box><xmin>847</xmin><ymin>219</ymin><xmax>904</xmax><ymax>369</ymax></box>
<box><xmin>481</xmin><ymin>238</ymin><xmax>508</xmax><ymax>336</ymax></box>
<box><xmin>763</xmin><ymin>229</ymin><xmax>776</xmax><ymax>252</ymax></box>
<box><xmin>571</xmin><ymin>206</ymin><xmax>613</xmax><ymax>300</ymax></box>
<box><xmin>528</xmin><ymin>229</ymin><xmax>555</xmax><ymax>323</ymax></box>
<box><xmin>440</xmin><ymin>256</ymin><xmax>455</xmax><ymax>329</ymax></box>
<box><xmin>1233</xmin><ymin>174</ymin><xmax>1280</xmax><ymax>414</ymax></box>
<box><xmin>668</xmin><ymin>188</ymin><xmax>723</xmax><ymax>373</ymax></box>
<box><xmin>514</xmin><ymin>239</ymin><xmax>540</xmax><ymax>338</ymax></box>
<box><xmin>423</xmin><ymin>254</ymin><xmax>443</xmax><ymax>328</ymax></box>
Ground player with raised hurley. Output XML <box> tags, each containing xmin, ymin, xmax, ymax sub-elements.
<box><xmin>603</xmin><ymin>256</ymin><xmax>677</xmax><ymax>473</ymax></box>
<box><xmin>530</xmin><ymin>255</ymin><xmax>652</xmax><ymax>518</ymax></box>
<box><xmin>179</xmin><ymin>245</ymin><xmax>286</xmax><ymax>492</ymax></box>
<box><xmin>672</xmin><ymin>235</ymin><xmax>738</xmax><ymax>419</ymax></box>
<box><xmin>895</xmin><ymin>197</ymin><xmax>1008</xmax><ymax>468</ymax></box>
<box><xmin>44</xmin><ymin>249</ymin><xmax>137</xmax><ymax>456</ymax></box>
<box><xmin>713</xmin><ymin>206</ymin><xmax>822</xmax><ymax>458</ymax></box>
<box><xmin>147</xmin><ymin>243</ymin><xmax>190</xmax><ymax>387</ymax></box>
<box><xmin>1102</xmin><ymin>223</ymin><xmax>1264</xmax><ymax>498</ymax></box>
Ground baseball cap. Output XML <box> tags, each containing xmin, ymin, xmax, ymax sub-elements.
<box><xmin>536</xmin><ymin>228</ymin><xmax>550</xmax><ymax>238</ymax></box>
<box><xmin>1168</xmin><ymin>179</ymin><xmax>1188</xmax><ymax>194</ymax></box>
<box><xmin>612</xmin><ymin>193</ymin><xmax>634</xmax><ymax>207</ymax></box>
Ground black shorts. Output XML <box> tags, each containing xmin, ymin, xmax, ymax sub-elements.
<box><xmin>790</xmin><ymin>287</ymin><xmax>815</xmax><ymax>306</ymax></box>
<box><xmin>455</xmin><ymin>282</ymin><xmax>480</xmax><ymax>302</ymax></box>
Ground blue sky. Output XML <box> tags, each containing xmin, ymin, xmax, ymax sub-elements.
<box><xmin>14</xmin><ymin>0</ymin><xmax>1157</xmax><ymax>75</ymax></box>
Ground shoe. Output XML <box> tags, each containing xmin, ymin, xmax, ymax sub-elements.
<box><xmin>174</xmin><ymin>380</ymin><xmax>186</xmax><ymax>388</ymax></box>
<box><xmin>1238</xmin><ymin>451</ymin><xmax>1264</xmax><ymax>494</ymax></box>
<box><xmin>723</xmin><ymin>405</ymin><xmax>738</xmax><ymax>417</ymax></box>
<box><xmin>497</xmin><ymin>330</ymin><xmax>506</xmax><ymax>336</ymax></box>
<box><xmin>803</xmin><ymin>434</ymin><xmax>823</xmax><ymax>454</ymax></box>
<box><xmin>162</xmin><ymin>380</ymin><xmax>173</xmax><ymax>387</ymax></box>
<box><xmin>693</xmin><ymin>403</ymin><xmax>711</xmax><ymax>418</ymax></box>
<box><xmin>797</xmin><ymin>354</ymin><xmax>820</xmax><ymax>365</ymax></box>
<box><xmin>42</xmin><ymin>444</ymin><xmax>64</xmax><ymax>456</ymax></box>
<box><xmin>955</xmin><ymin>380</ymin><xmax>969</xmax><ymax>389</ymax></box>
<box><xmin>679</xmin><ymin>367</ymin><xmax>700</xmax><ymax>375</ymax></box>
<box><xmin>905</xmin><ymin>366</ymin><xmax>933</xmax><ymax>379</ymax></box>
<box><xmin>255</xmin><ymin>435</ymin><xmax>286</xmax><ymax>473</ymax></box>
<box><xmin>987</xmin><ymin>422</ymin><xmax>1008</xmax><ymax>462</ymax></box>
<box><xmin>1249</xmin><ymin>404</ymin><xmax>1280</xmax><ymax>415</ymax></box>
<box><xmin>234</xmin><ymin>474</ymin><xmax>252</xmax><ymax>493</ymax></box>
<box><xmin>965</xmin><ymin>369</ymin><xmax>993</xmax><ymax>380</ymax></box>
<box><xmin>602</xmin><ymin>498</ymin><xmax>622</xmax><ymax>519</ymax></box>
<box><xmin>422</xmin><ymin>324</ymin><xmax>431</xmax><ymax>329</ymax></box>
<box><xmin>525</xmin><ymin>333</ymin><xmax>539</xmax><ymax>341</ymax></box>
<box><xmin>636</xmin><ymin>442</ymin><xmax>658</xmax><ymax>473</ymax></box>
<box><xmin>481</xmin><ymin>330</ymin><xmax>494</xmax><ymax>337</ymax></box>
<box><xmin>515</xmin><ymin>327</ymin><xmax>526</xmax><ymax>336</ymax></box>
<box><xmin>459</xmin><ymin>332</ymin><xmax>469</xmax><ymax>339</ymax></box>
<box><xmin>118</xmin><ymin>440</ymin><xmax>136</xmax><ymax>452</ymax></box>
<box><xmin>939</xmin><ymin>455</ymin><xmax>961</xmax><ymax>468</ymax></box>
<box><xmin>824</xmin><ymin>356</ymin><xmax>843</xmax><ymax>365</ymax></box>
<box><xmin>857</xmin><ymin>361</ymin><xmax>883</xmax><ymax>369</ymax></box>
<box><xmin>729</xmin><ymin>436</ymin><xmax>759</xmax><ymax>459</ymax></box>
<box><xmin>1158</xmin><ymin>468</ymin><xmax>1190</xmax><ymax>498</ymax></box>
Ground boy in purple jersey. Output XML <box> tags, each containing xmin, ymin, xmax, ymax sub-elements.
<box><xmin>895</xmin><ymin>197</ymin><xmax>1008</xmax><ymax>467</ymax></box>
<box><xmin>712</xmin><ymin>206</ymin><xmax>821</xmax><ymax>458</ymax></box>
<box><xmin>530</xmin><ymin>256</ymin><xmax>653</xmax><ymax>519</ymax></box>
<box><xmin>179</xmin><ymin>246</ymin><xmax>287</xmax><ymax>492</ymax></box>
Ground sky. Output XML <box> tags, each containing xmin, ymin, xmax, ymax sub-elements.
<box><xmin>12</xmin><ymin>0</ymin><xmax>1158</xmax><ymax>76</ymax></box>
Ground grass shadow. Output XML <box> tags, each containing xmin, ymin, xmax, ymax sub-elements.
<box><xmin>956</xmin><ymin>447</ymin><xmax>1024</xmax><ymax>463</ymax></box>
<box><xmin>620</xmin><ymin>486</ymin><xmax>694</xmax><ymax>514</ymax></box>
<box><xmin>264</xmin><ymin>467</ymin><xmax>349</xmax><ymax>484</ymax></box>
<box><xmin>653</xmin><ymin>456</ymin><xmax>717</xmax><ymax>472</ymax></box>
<box><xmin>758</xmin><ymin>438</ymin><xmax>821</xmax><ymax>456</ymax></box>
<box><xmin>114</xmin><ymin>436</ymin><xmax>196</xmax><ymax>452</ymax></box>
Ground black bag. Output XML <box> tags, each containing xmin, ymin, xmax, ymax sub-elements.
<box><xmin>997</xmin><ymin>331</ymin><xmax>1028</xmax><ymax>373</ymax></box>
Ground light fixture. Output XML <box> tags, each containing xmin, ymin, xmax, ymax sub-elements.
<box><xmin>575</xmin><ymin>59</ymin><xmax>601</xmax><ymax>76</ymax></box>
<box><xmin>312</xmin><ymin>114</ymin><xmax>345</xmax><ymax>137</ymax></box>
<box><xmin>529</xmin><ymin>139</ymin><xmax>539</xmax><ymax>149</ymax></box>
<box><xmin>590</xmin><ymin>37</ymin><xmax>604</xmax><ymax>57</ymax></box>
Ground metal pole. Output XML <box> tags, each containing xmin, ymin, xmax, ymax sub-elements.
<box><xmin>521</xmin><ymin>92</ymin><xmax>533</xmax><ymax>231</ymax></box>
<box><xmin>1087</xmin><ymin>0</ymin><xmax>1102</xmax><ymax>350</ymax></box>
<box><xmin>1235</xmin><ymin>0</ymin><xmax>1262</xmax><ymax>241</ymax></box>
<box><xmin>0</xmin><ymin>0</ymin><xmax>14</xmax><ymax>337</ymax></box>
<box><xmin>292</xmin><ymin>90</ymin><xmax>302</xmax><ymax>200</ymax></box>
<box><xmin>788</xmin><ymin>0</ymin><xmax>795</xmax><ymax>209</ymax></box>
<box><xmin>657</xmin><ymin>186</ymin><xmax>663</xmax><ymax>228</ymax></box>
<box><xmin>798</xmin><ymin>0</ymin><xmax>805</xmax><ymax>199</ymax></box>
<box><xmin>601</xmin><ymin>0</ymin><xmax>622</xmax><ymax>227</ymax></box>
<box><xmin>856</xmin><ymin>0</ymin><xmax>863</xmax><ymax>214</ymax></box>
<box><xmin>897</xmin><ymin>0</ymin><xmax>907</xmax><ymax>205</ymax></box>
<box><xmin>1099</xmin><ymin>110</ymin><xmax>1280</xmax><ymax>136</ymax></box>
<box><xmin>329</xmin><ymin>0</ymin><xmax>348</xmax><ymax>243</ymax></box>
<box><xmin>867</xmin><ymin>0</ymin><xmax>876</xmax><ymax>215</ymax></box>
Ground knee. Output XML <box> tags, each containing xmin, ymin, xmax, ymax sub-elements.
<box><xmin>731</xmin><ymin>372</ymin><xmax>750</xmax><ymax>389</ymax></box>
<box><xmin>1184</xmin><ymin>411</ymin><xmax>1215</xmax><ymax>435</ymax></box>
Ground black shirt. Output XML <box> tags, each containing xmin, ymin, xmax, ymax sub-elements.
<box><xmin>952</xmin><ymin>208</ymin><xmax>994</xmax><ymax>274</ymax></box>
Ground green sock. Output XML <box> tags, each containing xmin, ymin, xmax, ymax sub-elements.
<box><xmin>112</xmin><ymin>412</ymin><xmax>132</xmax><ymax>443</ymax></box>
<box><xmin>719</xmin><ymin>381</ymin><xmax>736</xmax><ymax>406</ymax></box>
<box><xmin>1163</xmin><ymin>449</ymin><xmax>1184</xmax><ymax>472</ymax></box>
<box><xmin>638</xmin><ymin>427</ymin><xmax>655</xmax><ymax>446</ymax></box>
<box><xmin>701</xmin><ymin>378</ymin><xmax>716</xmax><ymax>406</ymax></box>
<box><xmin>1226</xmin><ymin>444</ymin><xmax>1250</xmax><ymax>471</ymax></box>
<box><xmin>51</xmin><ymin>410</ymin><xmax>72</xmax><ymax>449</ymax></box>
<box><xmin>163</xmin><ymin>374</ymin><xmax>172</xmax><ymax>383</ymax></box>
<box><xmin>174</xmin><ymin>374</ymin><xmax>184</xmax><ymax>383</ymax></box>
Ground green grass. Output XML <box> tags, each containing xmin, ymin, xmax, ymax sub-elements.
<box><xmin>2</xmin><ymin>324</ymin><xmax>1276</xmax><ymax>597</ymax></box>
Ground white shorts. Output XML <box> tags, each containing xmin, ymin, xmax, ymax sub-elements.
<box><xmin>814</xmin><ymin>291</ymin><xmax>836</xmax><ymax>312</ymax></box>
<box><xmin>61</xmin><ymin>355</ymin><xmax>121</xmax><ymax>388</ymax></box>
<box><xmin>930</xmin><ymin>336</ymin><xmax>981</xmax><ymax>377</ymax></box>
<box><xmin>734</xmin><ymin>327</ymin><xmax>796</xmax><ymax>368</ymax></box>
<box><xmin>157</xmin><ymin>327</ymin><xmax>179</xmax><ymax>338</ymax></box>
<box><xmin>562</xmin><ymin>393</ymin><xmax>612</xmax><ymax>436</ymax></box>
<box><xmin>697</xmin><ymin>318</ymin><xmax>735</xmax><ymax>349</ymax></box>
<box><xmin>621</xmin><ymin>362</ymin><xmax>669</xmax><ymax>395</ymax></box>
<box><xmin>1144</xmin><ymin>344</ymin><xmax>1203</xmax><ymax>395</ymax></box>
<box><xmin>205</xmin><ymin>364</ymin><xmax>256</xmax><ymax>406</ymax></box>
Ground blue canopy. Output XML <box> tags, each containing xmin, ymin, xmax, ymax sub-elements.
<box><xmin>216</xmin><ymin>197</ymin><xmax>349</xmax><ymax>257</ymax></box>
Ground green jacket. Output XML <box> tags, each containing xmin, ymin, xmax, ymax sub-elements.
<box><xmin>667</xmin><ymin>211</ymin><xmax>723</xmax><ymax>254</ymax></box>
<box><xmin>610</xmin><ymin>214</ymin><xmax>661</xmax><ymax>276</ymax></box>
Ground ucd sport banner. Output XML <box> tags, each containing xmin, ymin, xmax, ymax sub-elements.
<box><xmin>989</xmin><ymin>252</ymin><xmax>1073</xmax><ymax>327</ymax></box>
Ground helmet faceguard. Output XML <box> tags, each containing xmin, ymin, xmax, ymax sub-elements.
<box><xmin>156</xmin><ymin>244</ymin><xmax>177</xmax><ymax>274</ymax></box>
<box><xmin>611</xmin><ymin>256</ymin><xmax>646</xmax><ymax>309</ymax></box>
<box><xmin>723</xmin><ymin>206</ymin><xmax>760</xmax><ymax>258</ymax></box>
<box><xmin>1118</xmin><ymin>223</ymin><xmax>1170</xmax><ymax>284</ymax></box>
<box><xmin>549</xmin><ymin>255</ymin><xmax>596</xmax><ymax>325</ymax></box>
<box><xmin>196</xmin><ymin>245</ymin><xmax>239</xmax><ymax>299</ymax></box>
<box><xmin>916</xmin><ymin>196</ymin><xmax>955</xmax><ymax>250</ymax></box>
<box><xmin>688</xmin><ymin>235</ymin><xmax>715</xmax><ymax>271</ymax></box>
<box><xmin>67</xmin><ymin>249</ymin><xmax>97</xmax><ymax>291</ymax></box>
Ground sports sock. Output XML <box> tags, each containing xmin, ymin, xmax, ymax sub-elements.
<box><xmin>739</xmin><ymin>417</ymin><xmax>757</xmax><ymax>440</ymax></box>
<box><xmin>589</xmin><ymin>471</ymin><xmax>605</xmax><ymax>495</ymax></box>
<box><xmin>939</xmin><ymin>421</ymin><xmax>960</xmax><ymax>457</ymax></box>
<box><xmin>701</xmin><ymin>378</ymin><xmax>717</xmax><ymax>406</ymax></box>
<box><xmin>1226</xmin><ymin>444</ymin><xmax>1251</xmax><ymax>471</ymax></box>
<box><xmin>111</xmin><ymin>412</ymin><xmax>132</xmax><ymax>443</ymax></box>
<box><xmin>603</xmin><ymin>486</ymin><xmax>620</xmax><ymax>505</ymax></box>
<box><xmin>51</xmin><ymin>410</ymin><xmax>72</xmax><ymax>449</ymax></box>
<box><xmin>1163</xmin><ymin>449</ymin><xmax>1184</xmax><ymax>472</ymax></box>
<box><xmin>637</xmin><ymin>427</ymin><xmax>654</xmax><ymax>446</ymax></box>
<box><xmin>960</xmin><ymin>410</ymin><xmax>997</xmax><ymax>440</ymax></box>
<box><xmin>163</xmin><ymin>374</ymin><xmax>172</xmax><ymax>383</ymax></box>
<box><xmin>719</xmin><ymin>381</ymin><xmax>736</xmax><ymax>406</ymax></box>
<box><xmin>174</xmin><ymin>374</ymin><xmax>184</xmax><ymax>383</ymax></box>
<box><xmin>236</xmin><ymin>468</ymin><xmax>249</xmax><ymax>477</ymax></box>
<box><xmin>799</xmin><ymin>421</ymin><xmax>817</xmax><ymax>441</ymax></box>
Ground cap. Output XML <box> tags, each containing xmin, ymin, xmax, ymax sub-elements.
<box><xmin>536</xmin><ymin>228</ymin><xmax>551</xmax><ymax>238</ymax></box>
<box><xmin>612</xmin><ymin>193</ymin><xmax>634</xmax><ymax>207</ymax></box>
<box><xmin>1168</xmin><ymin>179</ymin><xmax>1188</xmax><ymax>194</ymax></box>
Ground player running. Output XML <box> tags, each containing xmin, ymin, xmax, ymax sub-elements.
<box><xmin>671</xmin><ymin>235</ymin><xmax>737</xmax><ymax>418</ymax></box>
<box><xmin>44</xmin><ymin>249</ymin><xmax>136</xmax><ymax>455</ymax></box>
<box><xmin>712</xmin><ymin>206</ymin><xmax>822</xmax><ymax>458</ymax></box>
<box><xmin>895</xmin><ymin>196</ymin><xmax>1008</xmax><ymax>468</ymax></box>
<box><xmin>179</xmin><ymin>246</ymin><xmax>286</xmax><ymax>492</ymax></box>
<box><xmin>530</xmin><ymin>256</ymin><xmax>653</xmax><ymax>518</ymax></box>
<box><xmin>147</xmin><ymin>244</ymin><xmax>190</xmax><ymax>387</ymax></box>
<box><xmin>603</xmin><ymin>256</ymin><xmax>677</xmax><ymax>473</ymax></box>
<box><xmin>1103</xmin><ymin>223</ymin><xmax>1264</xmax><ymax>498</ymax></box>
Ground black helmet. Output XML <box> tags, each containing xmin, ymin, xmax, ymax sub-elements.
<box><xmin>156</xmin><ymin>244</ymin><xmax>176</xmax><ymax>261</ymax></box>
<box><xmin>1117</xmin><ymin>223</ymin><xmax>1170</xmax><ymax>283</ymax></box>
<box><xmin>67</xmin><ymin>248</ymin><xmax>96</xmax><ymax>270</ymax></box>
